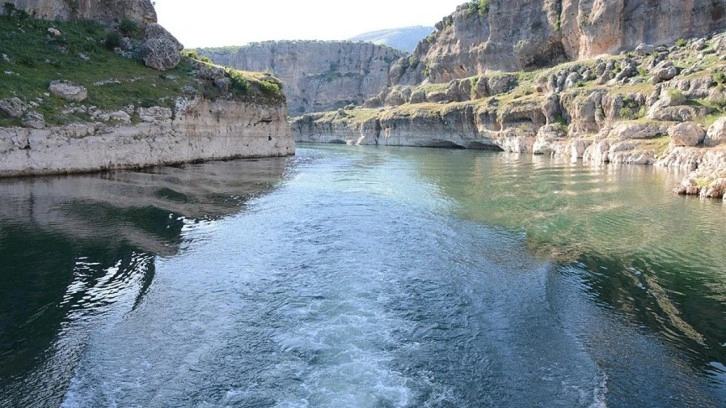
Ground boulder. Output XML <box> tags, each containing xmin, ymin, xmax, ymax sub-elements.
<box><xmin>668</xmin><ymin>122</ymin><xmax>706</xmax><ymax>146</ymax></box>
<box><xmin>425</xmin><ymin>91</ymin><xmax>448</xmax><ymax>103</ymax></box>
<box><xmin>409</xmin><ymin>89</ymin><xmax>426</xmax><ymax>104</ymax></box>
<box><xmin>651</xmin><ymin>61</ymin><xmax>679</xmax><ymax>83</ymax></box>
<box><xmin>140</xmin><ymin>38</ymin><xmax>182</xmax><ymax>71</ymax></box>
<box><xmin>609</xmin><ymin>122</ymin><xmax>667</xmax><ymax>140</ymax></box>
<box><xmin>0</xmin><ymin>97</ymin><xmax>24</xmax><ymax>118</ymax></box>
<box><xmin>446</xmin><ymin>80</ymin><xmax>470</xmax><ymax>102</ymax></box>
<box><xmin>47</xmin><ymin>27</ymin><xmax>61</xmax><ymax>37</ymax></box>
<box><xmin>705</xmin><ymin>117</ymin><xmax>726</xmax><ymax>146</ymax></box>
<box><xmin>144</xmin><ymin>23</ymin><xmax>183</xmax><ymax>50</ymax></box>
<box><xmin>384</xmin><ymin>89</ymin><xmax>406</xmax><ymax>106</ymax></box>
<box><xmin>137</xmin><ymin>106</ymin><xmax>172</xmax><ymax>122</ymax></box>
<box><xmin>191</xmin><ymin>60</ymin><xmax>225</xmax><ymax>80</ymax></box>
<box><xmin>542</xmin><ymin>93</ymin><xmax>561</xmax><ymax>125</ymax></box>
<box><xmin>474</xmin><ymin>76</ymin><xmax>490</xmax><ymax>98</ymax></box>
<box><xmin>701</xmin><ymin>178</ymin><xmax>726</xmax><ymax>199</ymax></box>
<box><xmin>213</xmin><ymin>77</ymin><xmax>232</xmax><ymax>93</ymax></box>
<box><xmin>21</xmin><ymin>112</ymin><xmax>45</xmax><ymax>129</ymax></box>
<box><xmin>488</xmin><ymin>74</ymin><xmax>518</xmax><ymax>96</ymax></box>
<box><xmin>635</xmin><ymin>43</ymin><xmax>655</xmax><ymax>56</ymax></box>
<box><xmin>532</xmin><ymin>124</ymin><xmax>567</xmax><ymax>155</ymax></box>
<box><xmin>363</xmin><ymin>96</ymin><xmax>382</xmax><ymax>108</ymax></box>
<box><xmin>140</xmin><ymin>23</ymin><xmax>183</xmax><ymax>71</ymax></box>
<box><xmin>648</xmin><ymin>105</ymin><xmax>698</xmax><ymax>122</ymax></box>
<box><xmin>49</xmin><ymin>80</ymin><xmax>87</xmax><ymax>102</ymax></box>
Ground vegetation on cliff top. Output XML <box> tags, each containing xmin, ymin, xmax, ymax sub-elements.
<box><xmin>0</xmin><ymin>11</ymin><xmax>284</xmax><ymax>127</ymax></box>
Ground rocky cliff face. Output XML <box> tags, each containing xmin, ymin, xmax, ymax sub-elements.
<box><xmin>394</xmin><ymin>0</ymin><xmax>726</xmax><ymax>84</ymax></box>
<box><xmin>293</xmin><ymin>31</ymin><xmax>726</xmax><ymax>199</ymax></box>
<box><xmin>197</xmin><ymin>41</ymin><xmax>405</xmax><ymax>115</ymax></box>
<box><xmin>2</xmin><ymin>0</ymin><xmax>156</xmax><ymax>23</ymax></box>
<box><xmin>0</xmin><ymin>98</ymin><xmax>293</xmax><ymax>177</ymax></box>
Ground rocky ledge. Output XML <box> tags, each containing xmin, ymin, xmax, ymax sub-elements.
<box><xmin>0</xmin><ymin>97</ymin><xmax>293</xmax><ymax>177</ymax></box>
<box><xmin>293</xmin><ymin>33</ymin><xmax>726</xmax><ymax>200</ymax></box>
<box><xmin>0</xmin><ymin>9</ymin><xmax>295</xmax><ymax>177</ymax></box>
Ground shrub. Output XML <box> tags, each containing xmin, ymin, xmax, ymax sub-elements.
<box><xmin>118</xmin><ymin>19</ymin><xmax>140</xmax><ymax>38</ymax></box>
<box><xmin>181</xmin><ymin>50</ymin><xmax>199</xmax><ymax>60</ymax></box>
<box><xmin>711</xmin><ymin>98</ymin><xmax>726</xmax><ymax>111</ymax></box>
<box><xmin>667</xmin><ymin>88</ymin><xmax>684</xmax><ymax>100</ymax></box>
<box><xmin>675</xmin><ymin>38</ymin><xmax>687</xmax><ymax>48</ymax></box>
<box><xmin>713</xmin><ymin>70</ymin><xmax>726</xmax><ymax>84</ymax></box>
<box><xmin>2</xmin><ymin>2</ymin><xmax>16</xmax><ymax>16</ymax></box>
<box><xmin>226</xmin><ymin>69</ymin><xmax>249</xmax><ymax>95</ymax></box>
<box><xmin>104</xmin><ymin>31</ymin><xmax>122</xmax><ymax>50</ymax></box>
<box><xmin>258</xmin><ymin>79</ymin><xmax>280</xmax><ymax>96</ymax></box>
<box><xmin>18</xmin><ymin>55</ymin><xmax>35</xmax><ymax>67</ymax></box>
<box><xmin>467</xmin><ymin>0</ymin><xmax>490</xmax><ymax>16</ymax></box>
<box><xmin>2</xmin><ymin>2</ymin><xmax>29</xmax><ymax>20</ymax></box>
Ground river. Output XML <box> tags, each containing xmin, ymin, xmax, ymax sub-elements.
<box><xmin>1</xmin><ymin>144</ymin><xmax>724</xmax><ymax>407</ymax></box>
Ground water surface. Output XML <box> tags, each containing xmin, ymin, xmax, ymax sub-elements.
<box><xmin>0</xmin><ymin>145</ymin><xmax>724</xmax><ymax>407</ymax></box>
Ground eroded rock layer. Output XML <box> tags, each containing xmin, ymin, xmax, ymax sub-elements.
<box><xmin>198</xmin><ymin>42</ymin><xmax>405</xmax><ymax>115</ymax></box>
<box><xmin>394</xmin><ymin>0</ymin><xmax>726</xmax><ymax>84</ymax></box>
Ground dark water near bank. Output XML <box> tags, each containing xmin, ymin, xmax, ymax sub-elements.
<box><xmin>0</xmin><ymin>145</ymin><xmax>724</xmax><ymax>407</ymax></box>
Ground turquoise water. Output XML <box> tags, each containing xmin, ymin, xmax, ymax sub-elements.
<box><xmin>0</xmin><ymin>145</ymin><xmax>724</xmax><ymax>407</ymax></box>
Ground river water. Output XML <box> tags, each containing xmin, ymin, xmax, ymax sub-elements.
<box><xmin>0</xmin><ymin>145</ymin><xmax>724</xmax><ymax>407</ymax></box>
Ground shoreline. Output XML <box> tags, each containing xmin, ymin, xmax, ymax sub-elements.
<box><xmin>0</xmin><ymin>98</ymin><xmax>295</xmax><ymax>178</ymax></box>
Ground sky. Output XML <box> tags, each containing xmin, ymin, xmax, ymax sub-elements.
<box><xmin>153</xmin><ymin>0</ymin><xmax>467</xmax><ymax>48</ymax></box>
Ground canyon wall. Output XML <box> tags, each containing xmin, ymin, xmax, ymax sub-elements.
<box><xmin>1</xmin><ymin>0</ymin><xmax>156</xmax><ymax>23</ymax></box>
<box><xmin>0</xmin><ymin>98</ymin><xmax>293</xmax><ymax>177</ymax></box>
<box><xmin>197</xmin><ymin>41</ymin><xmax>405</xmax><ymax>115</ymax></box>
<box><xmin>394</xmin><ymin>0</ymin><xmax>726</xmax><ymax>84</ymax></box>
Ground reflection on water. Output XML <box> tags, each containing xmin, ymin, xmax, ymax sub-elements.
<box><xmin>0</xmin><ymin>158</ymin><xmax>289</xmax><ymax>407</ymax></box>
<box><xmin>403</xmin><ymin>147</ymin><xmax>726</xmax><ymax>402</ymax></box>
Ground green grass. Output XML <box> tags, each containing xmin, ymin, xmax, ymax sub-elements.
<box><xmin>0</xmin><ymin>15</ymin><xmax>283</xmax><ymax>126</ymax></box>
<box><xmin>635</xmin><ymin>135</ymin><xmax>671</xmax><ymax>158</ymax></box>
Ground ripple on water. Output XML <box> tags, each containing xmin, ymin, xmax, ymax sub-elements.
<box><xmin>4</xmin><ymin>145</ymin><xmax>723</xmax><ymax>407</ymax></box>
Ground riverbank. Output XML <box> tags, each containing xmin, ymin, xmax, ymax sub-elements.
<box><xmin>0</xmin><ymin>97</ymin><xmax>293</xmax><ymax>177</ymax></box>
<box><xmin>0</xmin><ymin>11</ymin><xmax>294</xmax><ymax>177</ymax></box>
<box><xmin>292</xmin><ymin>33</ymin><xmax>726</xmax><ymax>199</ymax></box>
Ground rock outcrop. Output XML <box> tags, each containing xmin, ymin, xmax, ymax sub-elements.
<box><xmin>0</xmin><ymin>1</ymin><xmax>294</xmax><ymax>176</ymax></box>
<box><xmin>48</xmin><ymin>80</ymin><xmax>88</xmax><ymax>102</ymax></box>
<box><xmin>0</xmin><ymin>97</ymin><xmax>293</xmax><ymax>176</ymax></box>
<box><xmin>293</xmin><ymin>29</ymin><xmax>726</xmax><ymax>199</ymax></box>
<box><xmin>393</xmin><ymin>0</ymin><xmax>726</xmax><ymax>84</ymax></box>
<box><xmin>1</xmin><ymin>0</ymin><xmax>156</xmax><ymax>24</ymax></box>
<box><xmin>197</xmin><ymin>41</ymin><xmax>405</xmax><ymax>115</ymax></box>
<box><xmin>140</xmin><ymin>23</ymin><xmax>184</xmax><ymax>71</ymax></box>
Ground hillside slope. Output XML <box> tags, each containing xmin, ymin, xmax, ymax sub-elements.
<box><xmin>348</xmin><ymin>26</ymin><xmax>434</xmax><ymax>53</ymax></box>
<box><xmin>0</xmin><ymin>7</ymin><xmax>294</xmax><ymax>176</ymax></box>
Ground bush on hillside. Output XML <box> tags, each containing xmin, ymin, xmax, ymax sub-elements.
<box><xmin>104</xmin><ymin>31</ymin><xmax>122</xmax><ymax>50</ymax></box>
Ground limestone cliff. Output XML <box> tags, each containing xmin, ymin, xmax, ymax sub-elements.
<box><xmin>394</xmin><ymin>0</ymin><xmax>726</xmax><ymax>84</ymax></box>
<box><xmin>293</xmin><ymin>32</ymin><xmax>726</xmax><ymax>199</ymax></box>
<box><xmin>0</xmin><ymin>1</ymin><xmax>294</xmax><ymax>177</ymax></box>
<box><xmin>197</xmin><ymin>41</ymin><xmax>405</xmax><ymax>115</ymax></box>
<box><xmin>1</xmin><ymin>0</ymin><xmax>156</xmax><ymax>24</ymax></box>
<box><xmin>0</xmin><ymin>98</ymin><xmax>293</xmax><ymax>177</ymax></box>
